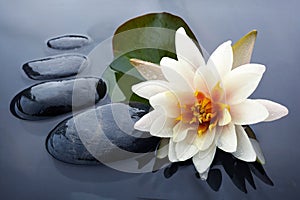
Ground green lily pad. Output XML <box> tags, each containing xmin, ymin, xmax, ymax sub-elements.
<box><xmin>104</xmin><ymin>12</ymin><xmax>200</xmax><ymax>103</ymax></box>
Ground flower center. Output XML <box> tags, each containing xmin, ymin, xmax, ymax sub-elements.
<box><xmin>176</xmin><ymin>90</ymin><xmax>229</xmax><ymax>136</ymax></box>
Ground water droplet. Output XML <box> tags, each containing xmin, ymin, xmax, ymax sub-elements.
<box><xmin>47</xmin><ymin>35</ymin><xmax>90</xmax><ymax>50</ymax></box>
<box><xmin>22</xmin><ymin>54</ymin><xmax>88</xmax><ymax>80</ymax></box>
<box><xmin>10</xmin><ymin>78</ymin><xmax>106</xmax><ymax>120</ymax></box>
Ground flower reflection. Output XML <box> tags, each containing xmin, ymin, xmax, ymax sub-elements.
<box><xmin>158</xmin><ymin>148</ymin><xmax>273</xmax><ymax>193</ymax></box>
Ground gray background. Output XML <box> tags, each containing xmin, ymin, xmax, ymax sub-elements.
<box><xmin>0</xmin><ymin>0</ymin><xmax>299</xmax><ymax>199</ymax></box>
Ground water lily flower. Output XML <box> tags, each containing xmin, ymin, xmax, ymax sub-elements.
<box><xmin>131</xmin><ymin>27</ymin><xmax>288</xmax><ymax>179</ymax></box>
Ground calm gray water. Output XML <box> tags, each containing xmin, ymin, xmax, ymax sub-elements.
<box><xmin>0</xmin><ymin>0</ymin><xmax>299</xmax><ymax>199</ymax></box>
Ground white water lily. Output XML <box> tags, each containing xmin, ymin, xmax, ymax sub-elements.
<box><xmin>131</xmin><ymin>27</ymin><xmax>288</xmax><ymax>178</ymax></box>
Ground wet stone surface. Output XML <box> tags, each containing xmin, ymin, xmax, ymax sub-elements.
<box><xmin>22</xmin><ymin>54</ymin><xmax>88</xmax><ymax>80</ymax></box>
<box><xmin>46</xmin><ymin>103</ymin><xmax>160</xmax><ymax>165</ymax></box>
<box><xmin>46</xmin><ymin>115</ymin><xmax>100</xmax><ymax>165</ymax></box>
<box><xmin>10</xmin><ymin>78</ymin><xmax>107</xmax><ymax>120</ymax></box>
<box><xmin>47</xmin><ymin>35</ymin><xmax>90</xmax><ymax>50</ymax></box>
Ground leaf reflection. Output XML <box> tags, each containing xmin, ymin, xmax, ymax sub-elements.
<box><xmin>157</xmin><ymin>148</ymin><xmax>273</xmax><ymax>193</ymax></box>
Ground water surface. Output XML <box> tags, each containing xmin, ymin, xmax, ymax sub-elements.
<box><xmin>0</xmin><ymin>0</ymin><xmax>299</xmax><ymax>199</ymax></box>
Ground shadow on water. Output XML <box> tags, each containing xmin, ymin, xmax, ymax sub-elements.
<box><xmin>162</xmin><ymin>149</ymin><xmax>273</xmax><ymax>193</ymax></box>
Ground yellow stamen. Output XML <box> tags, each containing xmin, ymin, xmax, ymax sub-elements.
<box><xmin>176</xmin><ymin>90</ymin><xmax>230</xmax><ymax>137</ymax></box>
<box><xmin>175</xmin><ymin>115</ymin><xmax>182</xmax><ymax>121</ymax></box>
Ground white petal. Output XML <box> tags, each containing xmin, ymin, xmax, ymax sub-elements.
<box><xmin>173</xmin><ymin>121</ymin><xmax>196</xmax><ymax>142</ymax></box>
<box><xmin>194</xmin><ymin>127</ymin><xmax>216</xmax><ymax>151</ymax></box>
<box><xmin>134</xmin><ymin>109</ymin><xmax>160</xmax><ymax>131</ymax></box>
<box><xmin>168</xmin><ymin>139</ymin><xmax>179</xmax><ymax>162</ymax></box>
<box><xmin>230</xmin><ymin>63</ymin><xmax>266</xmax><ymax>74</ymax></box>
<box><xmin>231</xmin><ymin>99</ymin><xmax>269</xmax><ymax>125</ymax></box>
<box><xmin>193</xmin><ymin>66</ymin><xmax>217</xmax><ymax>93</ymax></box>
<box><xmin>216</xmin><ymin>123</ymin><xmax>237</xmax><ymax>153</ymax></box>
<box><xmin>175</xmin><ymin>132</ymin><xmax>199</xmax><ymax>161</ymax></box>
<box><xmin>232</xmin><ymin>125</ymin><xmax>256</xmax><ymax>162</ymax></box>
<box><xmin>250</xmin><ymin>138</ymin><xmax>265</xmax><ymax>164</ymax></box>
<box><xmin>207</xmin><ymin>41</ymin><xmax>233</xmax><ymax>78</ymax></box>
<box><xmin>130</xmin><ymin>58</ymin><xmax>166</xmax><ymax>80</ymax></box>
<box><xmin>132</xmin><ymin>80</ymin><xmax>170</xmax><ymax>99</ymax></box>
<box><xmin>150</xmin><ymin>115</ymin><xmax>175</xmax><ymax>138</ymax></box>
<box><xmin>149</xmin><ymin>91</ymin><xmax>180</xmax><ymax>118</ymax></box>
<box><xmin>157</xmin><ymin>138</ymin><xmax>169</xmax><ymax>159</ymax></box>
<box><xmin>173</xmin><ymin>91</ymin><xmax>196</xmax><ymax>106</ymax></box>
<box><xmin>175</xmin><ymin>27</ymin><xmax>205</xmax><ymax>69</ymax></box>
<box><xmin>160</xmin><ymin>57</ymin><xmax>194</xmax><ymax>92</ymax></box>
<box><xmin>160</xmin><ymin>57</ymin><xmax>195</xmax><ymax>81</ymax></box>
<box><xmin>218</xmin><ymin>108</ymin><xmax>232</xmax><ymax>126</ymax></box>
<box><xmin>255</xmin><ymin>99</ymin><xmax>288</xmax><ymax>122</ymax></box>
<box><xmin>223</xmin><ymin>64</ymin><xmax>266</xmax><ymax>104</ymax></box>
<box><xmin>192</xmin><ymin>144</ymin><xmax>216</xmax><ymax>174</ymax></box>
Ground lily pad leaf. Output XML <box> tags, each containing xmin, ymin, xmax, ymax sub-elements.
<box><xmin>105</xmin><ymin>12</ymin><xmax>200</xmax><ymax>103</ymax></box>
<box><xmin>113</xmin><ymin>12</ymin><xmax>199</xmax><ymax>64</ymax></box>
<box><xmin>232</xmin><ymin>30</ymin><xmax>257</xmax><ymax>68</ymax></box>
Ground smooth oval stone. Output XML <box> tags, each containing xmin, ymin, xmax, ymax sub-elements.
<box><xmin>22</xmin><ymin>54</ymin><xmax>88</xmax><ymax>80</ymax></box>
<box><xmin>47</xmin><ymin>35</ymin><xmax>90</xmax><ymax>50</ymax></box>
<box><xmin>46</xmin><ymin>103</ymin><xmax>160</xmax><ymax>165</ymax></box>
<box><xmin>10</xmin><ymin>78</ymin><xmax>106</xmax><ymax>120</ymax></box>
<box><xmin>46</xmin><ymin>115</ymin><xmax>100</xmax><ymax>165</ymax></box>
